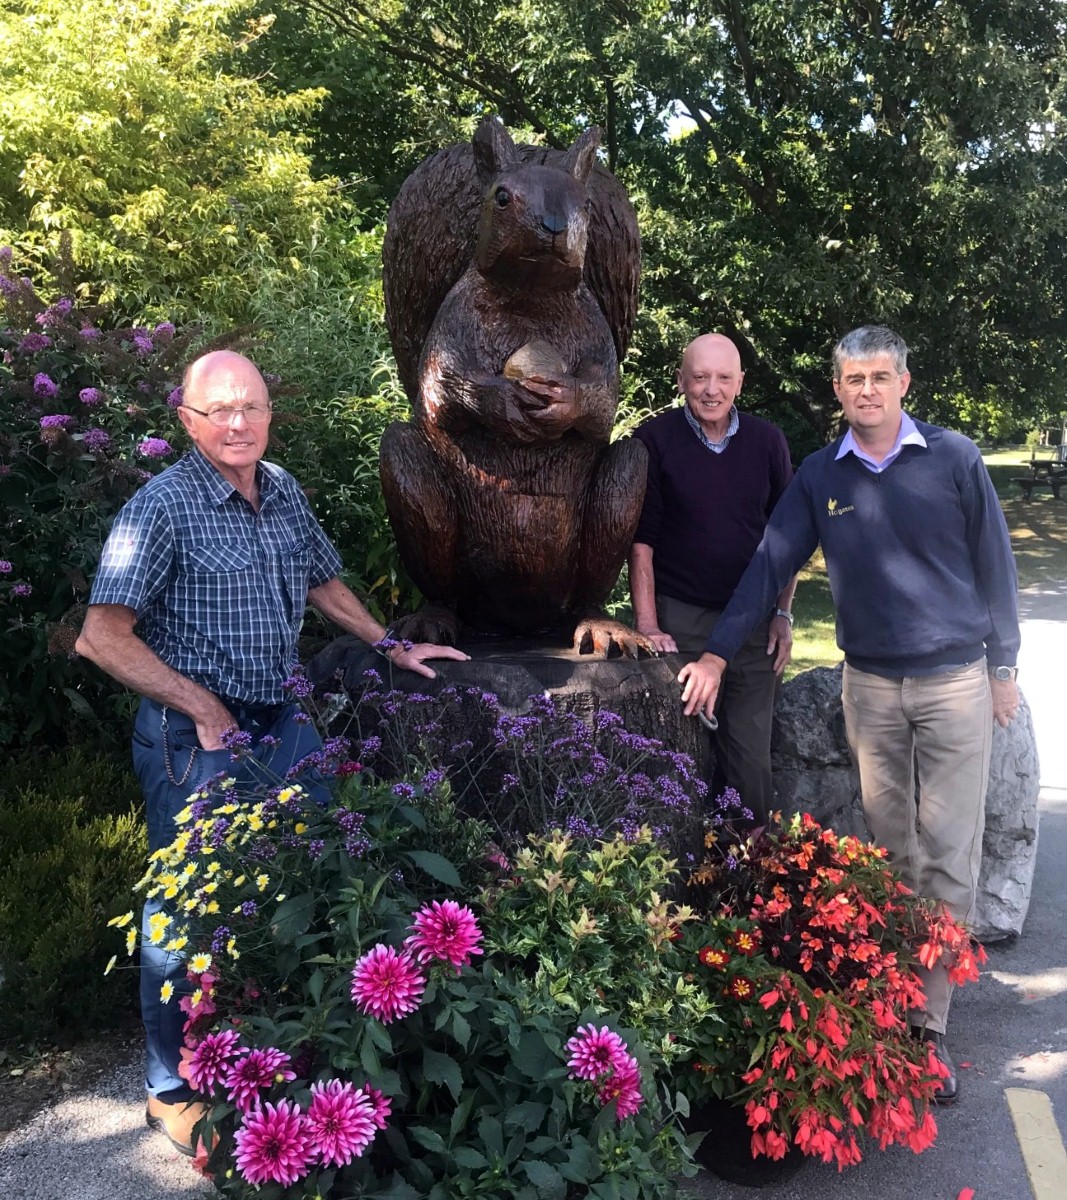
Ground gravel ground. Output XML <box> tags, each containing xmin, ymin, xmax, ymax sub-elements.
<box><xmin>0</xmin><ymin>1057</ymin><xmax>213</xmax><ymax>1200</ymax></box>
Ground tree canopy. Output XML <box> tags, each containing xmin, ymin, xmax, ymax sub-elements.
<box><xmin>284</xmin><ymin>0</ymin><xmax>1067</xmax><ymax>443</ymax></box>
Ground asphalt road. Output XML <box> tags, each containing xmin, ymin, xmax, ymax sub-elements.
<box><xmin>1</xmin><ymin>582</ymin><xmax>1063</xmax><ymax>1200</ymax></box>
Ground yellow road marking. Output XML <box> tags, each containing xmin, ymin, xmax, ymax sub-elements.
<box><xmin>1005</xmin><ymin>1088</ymin><xmax>1067</xmax><ymax>1199</ymax></box>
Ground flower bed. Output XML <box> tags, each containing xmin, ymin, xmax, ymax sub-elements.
<box><xmin>110</xmin><ymin>696</ymin><xmax>984</xmax><ymax>1193</ymax></box>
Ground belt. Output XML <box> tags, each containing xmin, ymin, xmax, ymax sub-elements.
<box><xmin>216</xmin><ymin>697</ymin><xmax>290</xmax><ymax>728</ymax></box>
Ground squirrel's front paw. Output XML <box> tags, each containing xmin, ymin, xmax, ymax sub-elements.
<box><xmin>390</xmin><ymin>605</ymin><xmax>461</xmax><ymax>647</ymax></box>
<box><xmin>572</xmin><ymin>617</ymin><xmax>656</xmax><ymax>659</ymax></box>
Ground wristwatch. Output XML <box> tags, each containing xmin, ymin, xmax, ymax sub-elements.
<box><xmin>991</xmin><ymin>665</ymin><xmax>1018</xmax><ymax>681</ymax></box>
<box><xmin>773</xmin><ymin>608</ymin><xmax>794</xmax><ymax>626</ymax></box>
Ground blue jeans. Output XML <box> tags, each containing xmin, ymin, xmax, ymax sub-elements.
<box><xmin>132</xmin><ymin>696</ymin><xmax>327</xmax><ymax>1099</ymax></box>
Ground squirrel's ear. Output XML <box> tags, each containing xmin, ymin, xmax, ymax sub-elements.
<box><xmin>473</xmin><ymin>117</ymin><xmax>519</xmax><ymax>178</ymax></box>
<box><xmin>560</xmin><ymin>127</ymin><xmax>601</xmax><ymax>184</ymax></box>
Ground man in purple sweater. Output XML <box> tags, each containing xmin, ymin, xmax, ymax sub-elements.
<box><xmin>628</xmin><ymin>333</ymin><xmax>796</xmax><ymax>820</ymax></box>
<box><xmin>678</xmin><ymin>325</ymin><xmax>1021</xmax><ymax>1101</ymax></box>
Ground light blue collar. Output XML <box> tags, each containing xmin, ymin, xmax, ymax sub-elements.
<box><xmin>683</xmin><ymin>402</ymin><xmax>740</xmax><ymax>454</ymax></box>
<box><xmin>836</xmin><ymin>411</ymin><xmax>927</xmax><ymax>473</ymax></box>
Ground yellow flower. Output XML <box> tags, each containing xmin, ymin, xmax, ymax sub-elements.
<box><xmin>256</xmin><ymin>874</ymin><xmax>270</xmax><ymax>892</ymax></box>
<box><xmin>160</xmin><ymin>981</ymin><xmax>174</xmax><ymax>1003</ymax></box>
<box><xmin>190</xmin><ymin>988</ymin><xmax>203</xmax><ymax>1007</ymax></box>
<box><xmin>201</xmin><ymin>900</ymin><xmax>220</xmax><ymax>915</ymax></box>
<box><xmin>107</xmin><ymin>911</ymin><xmax>134</xmax><ymax>929</ymax></box>
<box><xmin>104</xmin><ymin>955</ymin><xmax>117</xmax><ymax>976</ymax></box>
<box><xmin>227</xmin><ymin>937</ymin><xmax>240</xmax><ymax>960</ymax></box>
<box><xmin>233</xmin><ymin>875</ymin><xmax>246</xmax><ymax>888</ymax></box>
<box><xmin>189</xmin><ymin>952</ymin><xmax>213</xmax><ymax>973</ymax></box>
<box><xmin>163</xmin><ymin>884</ymin><xmax>179</xmax><ymax>900</ymax></box>
<box><xmin>126</xmin><ymin>928</ymin><xmax>137</xmax><ymax>956</ymax></box>
<box><xmin>294</xmin><ymin>822</ymin><xmax>308</xmax><ymax>835</ymax></box>
<box><xmin>164</xmin><ymin>936</ymin><xmax>188</xmax><ymax>952</ymax></box>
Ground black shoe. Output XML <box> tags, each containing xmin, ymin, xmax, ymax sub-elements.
<box><xmin>914</xmin><ymin>1029</ymin><xmax>958</xmax><ymax>1104</ymax></box>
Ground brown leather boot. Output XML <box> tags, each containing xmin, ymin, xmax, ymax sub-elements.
<box><xmin>145</xmin><ymin>1095</ymin><xmax>212</xmax><ymax>1156</ymax></box>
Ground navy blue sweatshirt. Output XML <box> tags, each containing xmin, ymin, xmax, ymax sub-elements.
<box><xmin>633</xmin><ymin>408</ymin><xmax>793</xmax><ymax>609</ymax></box>
<box><xmin>705</xmin><ymin>419</ymin><xmax>1020</xmax><ymax>674</ymax></box>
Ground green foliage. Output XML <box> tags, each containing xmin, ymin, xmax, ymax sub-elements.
<box><xmin>0</xmin><ymin>747</ymin><xmax>145</xmax><ymax>1045</ymax></box>
<box><xmin>123</xmin><ymin>765</ymin><xmax>696</xmax><ymax>1196</ymax></box>
<box><xmin>0</xmin><ymin>0</ymin><xmax>349</xmax><ymax>326</ymax></box>
<box><xmin>0</xmin><ymin>253</ymin><xmax>197</xmax><ymax>745</ymax></box>
<box><xmin>291</xmin><ymin>0</ymin><xmax>1067</xmax><ymax>441</ymax></box>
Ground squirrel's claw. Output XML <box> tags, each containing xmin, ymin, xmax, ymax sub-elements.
<box><xmin>390</xmin><ymin>605</ymin><xmax>461</xmax><ymax>647</ymax></box>
<box><xmin>572</xmin><ymin>617</ymin><xmax>656</xmax><ymax>660</ymax></box>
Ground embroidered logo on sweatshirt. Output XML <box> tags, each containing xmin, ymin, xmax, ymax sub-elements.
<box><xmin>827</xmin><ymin>497</ymin><xmax>855</xmax><ymax>517</ymax></box>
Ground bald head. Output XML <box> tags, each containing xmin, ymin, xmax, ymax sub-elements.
<box><xmin>177</xmin><ymin>351</ymin><xmax>272</xmax><ymax>491</ymax></box>
<box><xmin>183</xmin><ymin>350</ymin><xmax>266</xmax><ymax>403</ymax></box>
<box><xmin>680</xmin><ymin>333</ymin><xmax>742</xmax><ymax>377</ymax></box>
<box><xmin>677</xmin><ymin>333</ymin><xmax>744</xmax><ymax>441</ymax></box>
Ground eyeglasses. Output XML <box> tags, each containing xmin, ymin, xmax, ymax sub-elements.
<box><xmin>182</xmin><ymin>403</ymin><xmax>272</xmax><ymax>426</ymax></box>
<box><xmin>837</xmin><ymin>372</ymin><xmax>902</xmax><ymax>395</ymax></box>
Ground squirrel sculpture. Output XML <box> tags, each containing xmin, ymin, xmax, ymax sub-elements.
<box><xmin>380</xmin><ymin>117</ymin><xmax>651</xmax><ymax>654</ymax></box>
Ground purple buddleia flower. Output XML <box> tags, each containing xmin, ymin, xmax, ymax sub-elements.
<box><xmin>11</xmin><ymin>583</ymin><xmax>32</xmax><ymax>597</ymax></box>
<box><xmin>0</xmin><ymin>561</ymin><xmax>11</xmax><ymax>574</ymax></box>
<box><xmin>78</xmin><ymin>387</ymin><xmax>102</xmax><ymax>406</ymax></box>
<box><xmin>39</xmin><ymin>413</ymin><xmax>72</xmax><ymax>428</ymax></box>
<box><xmin>166</xmin><ymin>386</ymin><xmax>183</xmax><ymax>408</ymax></box>
<box><xmin>137</xmin><ymin>437</ymin><xmax>171</xmax><ymax>458</ymax></box>
<box><xmin>19</xmin><ymin>333</ymin><xmax>51</xmax><ymax>352</ymax></box>
<box><xmin>79</xmin><ymin>326</ymin><xmax>101</xmax><ymax>340</ymax></box>
<box><xmin>153</xmin><ymin>321</ymin><xmax>176</xmax><ymax>339</ymax></box>
<box><xmin>33</xmin><ymin>374</ymin><xmax>59</xmax><ymax>398</ymax></box>
<box><xmin>82</xmin><ymin>428</ymin><xmax>111</xmax><ymax>452</ymax></box>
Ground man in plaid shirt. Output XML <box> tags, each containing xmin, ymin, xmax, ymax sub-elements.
<box><xmin>77</xmin><ymin>350</ymin><xmax>466</xmax><ymax>1154</ymax></box>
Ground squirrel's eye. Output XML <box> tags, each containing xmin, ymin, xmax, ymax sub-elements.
<box><xmin>495</xmin><ymin>187</ymin><xmax>511</xmax><ymax>207</ymax></box>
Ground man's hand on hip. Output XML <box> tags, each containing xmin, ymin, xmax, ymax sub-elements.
<box><xmin>677</xmin><ymin>653</ymin><xmax>727</xmax><ymax>719</ymax></box>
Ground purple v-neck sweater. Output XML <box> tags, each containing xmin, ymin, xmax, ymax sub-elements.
<box><xmin>633</xmin><ymin>407</ymin><xmax>793</xmax><ymax>610</ymax></box>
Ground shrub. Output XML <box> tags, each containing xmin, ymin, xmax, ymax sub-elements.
<box><xmin>0</xmin><ymin>747</ymin><xmax>145</xmax><ymax>1044</ymax></box>
<box><xmin>676</xmin><ymin>807</ymin><xmax>984</xmax><ymax>1169</ymax></box>
<box><xmin>115</xmin><ymin>753</ymin><xmax>698</xmax><ymax>1197</ymax></box>
<box><xmin>0</xmin><ymin>252</ymin><xmax>198</xmax><ymax>745</ymax></box>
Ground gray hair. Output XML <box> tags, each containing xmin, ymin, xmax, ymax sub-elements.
<box><xmin>832</xmin><ymin>326</ymin><xmax>908</xmax><ymax>378</ymax></box>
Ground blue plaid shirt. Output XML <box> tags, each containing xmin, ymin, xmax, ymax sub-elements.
<box><xmin>89</xmin><ymin>450</ymin><xmax>343</xmax><ymax>704</ymax></box>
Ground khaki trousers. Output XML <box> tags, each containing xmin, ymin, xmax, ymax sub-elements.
<box><xmin>657</xmin><ymin>594</ymin><xmax>779</xmax><ymax>822</ymax></box>
<box><xmin>841</xmin><ymin>660</ymin><xmax>992</xmax><ymax>1034</ymax></box>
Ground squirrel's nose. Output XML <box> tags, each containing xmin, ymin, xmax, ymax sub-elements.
<box><xmin>541</xmin><ymin>212</ymin><xmax>567</xmax><ymax>234</ymax></box>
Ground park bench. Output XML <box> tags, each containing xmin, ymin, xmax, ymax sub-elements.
<box><xmin>1013</xmin><ymin>459</ymin><xmax>1067</xmax><ymax>500</ymax></box>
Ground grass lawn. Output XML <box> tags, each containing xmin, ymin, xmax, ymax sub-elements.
<box><xmin>786</xmin><ymin>446</ymin><xmax>1067</xmax><ymax>680</ymax></box>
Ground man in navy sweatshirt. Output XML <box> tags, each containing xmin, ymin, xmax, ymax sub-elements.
<box><xmin>678</xmin><ymin>325</ymin><xmax>1021</xmax><ymax>1102</ymax></box>
<box><xmin>628</xmin><ymin>333</ymin><xmax>796</xmax><ymax>820</ymax></box>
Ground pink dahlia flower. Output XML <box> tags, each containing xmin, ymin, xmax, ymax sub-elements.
<box><xmin>566</xmin><ymin>1024</ymin><xmax>632</xmax><ymax>1081</ymax></box>
<box><xmin>224</xmin><ymin>1046</ymin><xmax>297</xmax><ymax>1113</ymax></box>
<box><xmin>234</xmin><ymin>1098</ymin><xmax>313</xmax><ymax>1187</ymax></box>
<box><xmin>362</xmin><ymin>1082</ymin><xmax>393</xmax><ymax>1130</ymax></box>
<box><xmin>184</xmin><ymin>1029</ymin><xmax>241</xmax><ymax>1093</ymax></box>
<box><xmin>350</xmin><ymin>945</ymin><xmax>425</xmax><ymax>1023</ymax></box>
<box><xmin>405</xmin><ymin>899</ymin><xmax>484</xmax><ymax>970</ymax></box>
<box><xmin>305</xmin><ymin>1079</ymin><xmax>378</xmax><ymax>1167</ymax></box>
<box><xmin>596</xmin><ymin>1052</ymin><xmax>644</xmax><ymax>1120</ymax></box>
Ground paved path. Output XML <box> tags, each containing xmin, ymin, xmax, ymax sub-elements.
<box><xmin>2</xmin><ymin>582</ymin><xmax>1064</xmax><ymax>1200</ymax></box>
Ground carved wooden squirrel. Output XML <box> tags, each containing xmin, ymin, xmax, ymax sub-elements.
<box><xmin>380</xmin><ymin>117</ymin><xmax>650</xmax><ymax>654</ymax></box>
